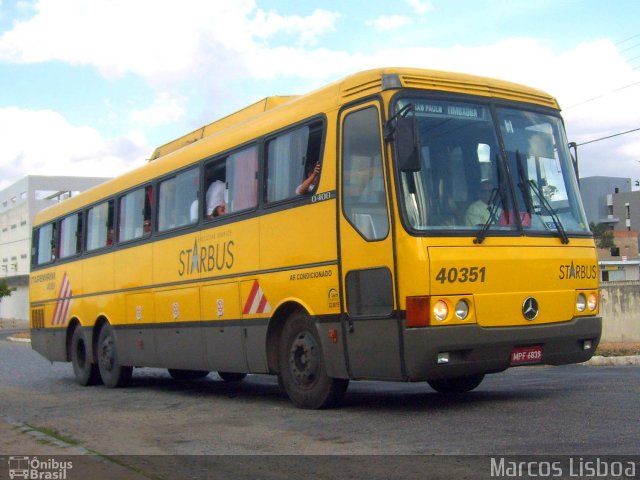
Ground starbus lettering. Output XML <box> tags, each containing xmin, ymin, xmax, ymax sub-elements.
<box><xmin>178</xmin><ymin>239</ymin><xmax>235</xmax><ymax>276</ymax></box>
<box><xmin>559</xmin><ymin>261</ymin><xmax>597</xmax><ymax>280</ymax></box>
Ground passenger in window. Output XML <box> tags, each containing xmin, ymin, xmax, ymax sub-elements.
<box><xmin>206</xmin><ymin>180</ymin><xmax>227</xmax><ymax>218</ymax></box>
<box><xmin>465</xmin><ymin>180</ymin><xmax>499</xmax><ymax>226</ymax></box>
<box><xmin>296</xmin><ymin>162</ymin><xmax>321</xmax><ymax>195</ymax></box>
<box><xmin>190</xmin><ymin>199</ymin><xmax>199</xmax><ymax>222</ymax></box>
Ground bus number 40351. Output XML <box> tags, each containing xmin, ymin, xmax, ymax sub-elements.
<box><xmin>435</xmin><ymin>266</ymin><xmax>486</xmax><ymax>284</ymax></box>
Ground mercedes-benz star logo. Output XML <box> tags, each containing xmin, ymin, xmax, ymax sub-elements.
<box><xmin>522</xmin><ymin>297</ymin><xmax>539</xmax><ymax>321</ymax></box>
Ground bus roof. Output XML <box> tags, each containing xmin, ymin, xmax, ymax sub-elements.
<box><xmin>149</xmin><ymin>96</ymin><xmax>296</xmax><ymax>161</ymax></box>
<box><xmin>33</xmin><ymin>67</ymin><xmax>558</xmax><ymax>225</ymax></box>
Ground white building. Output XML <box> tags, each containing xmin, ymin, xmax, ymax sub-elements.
<box><xmin>0</xmin><ymin>175</ymin><xmax>110</xmax><ymax>326</ymax></box>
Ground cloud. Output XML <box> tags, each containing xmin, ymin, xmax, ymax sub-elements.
<box><xmin>366</xmin><ymin>15</ymin><xmax>412</xmax><ymax>32</ymax></box>
<box><xmin>129</xmin><ymin>93</ymin><xmax>186</xmax><ymax>127</ymax></box>
<box><xmin>404</xmin><ymin>0</ymin><xmax>433</xmax><ymax>15</ymax></box>
<box><xmin>0</xmin><ymin>0</ymin><xmax>340</xmax><ymax>81</ymax></box>
<box><xmin>250</xmin><ymin>8</ymin><xmax>340</xmax><ymax>46</ymax></box>
<box><xmin>0</xmin><ymin>107</ymin><xmax>148</xmax><ymax>189</ymax></box>
<box><xmin>1</xmin><ymin>1</ymin><xmax>638</xmax><ymax>184</ymax></box>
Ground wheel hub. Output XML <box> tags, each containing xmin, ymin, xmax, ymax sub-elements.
<box><xmin>289</xmin><ymin>331</ymin><xmax>319</xmax><ymax>386</ymax></box>
<box><xmin>99</xmin><ymin>337</ymin><xmax>115</xmax><ymax>372</ymax></box>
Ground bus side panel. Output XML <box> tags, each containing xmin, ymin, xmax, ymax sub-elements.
<box><xmin>118</xmin><ymin>292</ymin><xmax>157</xmax><ymax>366</ymax></box>
<box><xmin>30</xmin><ymin>327</ymin><xmax>67</xmax><ymax>362</ymax></box>
<box><xmin>259</xmin><ymin>195</ymin><xmax>346</xmax><ymax>377</ymax></box>
<box><xmin>202</xmin><ymin>282</ymin><xmax>250</xmax><ymax>373</ymax></box>
<box><xmin>81</xmin><ymin>255</ymin><xmax>115</xmax><ymax>322</ymax></box>
<box><xmin>152</xmin><ymin>286</ymin><xmax>207</xmax><ymax>370</ymax></box>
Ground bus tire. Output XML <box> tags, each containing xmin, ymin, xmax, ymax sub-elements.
<box><xmin>428</xmin><ymin>374</ymin><xmax>485</xmax><ymax>394</ymax></box>
<box><xmin>168</xmin><ymin>369</ymin><xmax>209</xmax><ymax>380</ymax></box>
<box><xmin>70</xmin><ymin>327</ymin><xmax>101</xmax><ymax>386</ymax></box>
<box><xmin>97</xmin><ymin>323</ymin><xmax>132</xmax><ymax>388</ymax></box>
<box><xmin>278</xmin><ymin>311</ymin><xmax>348</xmax><ymax>409</ymax></box>
<box><xmin>217</xmin><ymin>372</ymin><xmax>247</xmax><ymax>382</ymax></box>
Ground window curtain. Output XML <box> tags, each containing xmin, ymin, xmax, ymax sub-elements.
<box><xmin>228</xmin><ymin>145</ymin><xmax>258</xmax><ymax>211</ymax></box>
<box><xmin>267</xmin><ymin>127</ymin><xmax>308</xmax><ymax>202</ymax></box>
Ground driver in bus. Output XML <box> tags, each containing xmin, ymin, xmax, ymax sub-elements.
<box><xmin>465</xmin><ymin>180</ymin><xmax>499</xmax><ymax>226</ymax></box>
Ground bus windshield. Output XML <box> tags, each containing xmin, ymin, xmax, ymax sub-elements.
<box><xmin>393</xmin><ymin>98</ymin><xmax>590</xmax><ymax>236</ymax></box>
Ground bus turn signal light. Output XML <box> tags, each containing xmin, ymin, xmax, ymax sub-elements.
<box><xmin>406</xmin><ymin>296</ymin><xmax>430</xmax><ymax>327</ymax></box>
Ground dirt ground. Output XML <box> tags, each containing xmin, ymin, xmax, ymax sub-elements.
<box><xmin>597</xmin><ymin>341</ymin><xmax>640</xmax><ymax>356</ymax></box>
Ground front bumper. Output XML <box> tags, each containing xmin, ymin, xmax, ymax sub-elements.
<box><xmin>403</xmin><ymin>316</ymin><xmax>601</xmax><ymax>381</ymax></box>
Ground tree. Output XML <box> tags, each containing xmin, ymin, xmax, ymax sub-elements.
<box><xmin>589</xmin><ymin>222</ymin><xmax>616</xmax><ymax>250</ymax></box>
<box><xmin>0</xmin><ymin>278</ymin><xmax>16</xmax><ymax>303</ymax></box>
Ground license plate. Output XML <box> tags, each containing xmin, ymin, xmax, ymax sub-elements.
<box><xmin>511</xmin><ymin>345</ymin><xmax>543</xmax><ymax>365</ymax></box>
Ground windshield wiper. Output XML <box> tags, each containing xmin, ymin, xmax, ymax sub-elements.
<box><xmin>473</xmin><ymin>186</ymin><xmax>503</xmax><ymax>244</ymax></box>
<box><xmin>515</xmin><ymin>151</ymin><xmax>569</xmax><ymax>244</ymax></box>
<box><xmin>526</xmin><ymin>179</ymin><xmax>569</xmax><ymax>244</ymax></box>
<box><xmin>474</xmin><ymin>155</ymin><xmax>508</xmax><ymax>244</ymax></box>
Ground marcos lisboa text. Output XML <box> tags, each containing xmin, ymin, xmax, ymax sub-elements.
<box><xmin>491</xmin><ymin>457</ymin><xmax>637</xmax><ymax>478</ymax></box>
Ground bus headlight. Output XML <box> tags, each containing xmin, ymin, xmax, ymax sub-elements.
<box><xmin>576</xmin><ymin>293</ymin><xmax>587</xmax><ymax>312</ymax></box>
<box><xmin>433</xmin><ymin>300</ymin><xmax>449</xmax><ymax>322</ymax></box>
<box><xmin>455</xmin><ymin>299</ymin><xmax>469</xmax><ymax>320</ymax></box>
<box><xmin>587</xmin><ymin>292</ymin><xmax>598</xmax><ymax>311</ymax></box>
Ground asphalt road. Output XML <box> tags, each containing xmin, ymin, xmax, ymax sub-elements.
<box><xmin>1</xmin><ymin>331</ymin><xmax>639</xmax><ymax>479</ymax></box>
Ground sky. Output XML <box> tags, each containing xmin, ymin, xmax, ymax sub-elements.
<box><xmin>1</xmin><ymin>0</ymin><xmax>640</xmax><ymax>190</ymax></box>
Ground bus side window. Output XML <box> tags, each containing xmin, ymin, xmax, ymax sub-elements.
<box><xmin>118</xmin><ymin>185</ymin><xmax>152</xmax><ymax>242</ymax></box>
<box><xmin>86</xmin><ymin>200</ymin><xmax>114</xmax><ymax>251</ymax></box>
<box><xmin>266</xmin><ymin>121</ymin><xmax>323</xmax><ymax>202</ymax></box>
<box><xmin>59</xmin><ymin>213</ymin><xmax>82</xmax><ymax>258</ymax></box>
<box><xmin>227</xmin><ymin>145</ymin><xmax>258</xmax><ymax>212</ymax></box>
<box><xmin>204</xmin><ymin>159</ymin><xmax>227</xmax><ymax>220</ymax></box>
<box><xmin>32</xmin><ymin>222</ymin><xmax>57</xmax><ymax>265</ymax></box>
<box><xmin>342</xmin><ymin>107</ymin><xmax>389</xmax><ymax>241</ymax></box>
<box><xmin>158</xmin><ymin>168</ymin><xmax>198</xmax><ymax>231</ymax></box>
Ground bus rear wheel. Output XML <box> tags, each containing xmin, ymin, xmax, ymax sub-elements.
<box><xmin>97</xmin><ymin>323</ymin><xmax>132</xmax><ymax>388</ymax></box>
<box><xmin>70</xmin><ymin>326</ymin><xmax>101</xmax><ymax>386</ymax></box>
<box><xmin>168</xmin><ymin>369</ymin><xmax>209</xmax><ymax>380</ymax></box>
<box><xmin>278</xmin><ymin>311</ymin><xmax>348</xmax><ymax>409</ymax></box>
<box><xmin>428</xmin><ymin>374</ymin><xmax>485</xmax><ymax>394</ymax></box>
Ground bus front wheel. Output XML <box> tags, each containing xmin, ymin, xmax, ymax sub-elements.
<box><xmin>428</xmin><ymin>374</ymin><xmax>485</xmax><ymax>394</ymax></box>
<box><xmin>278</xmin><ymin>311</ymin><xmax>348</xmax><ymax>409</ymax></box>
<box><xmin>97</xmin><ymin>323</ymin><xmax>132</xmax><ymax>388</ymax></box>
<box><xmin>70</xmin><ymin>326</ymin><xmax>101</xmax><ymax>386</ymax></box>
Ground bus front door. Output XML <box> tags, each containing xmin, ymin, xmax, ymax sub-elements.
<box><xmin>338</xmin><ymin>103</ymin><xmax>402</xmax><ymax>380</ymax></box>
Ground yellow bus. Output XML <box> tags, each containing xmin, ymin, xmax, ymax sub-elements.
<box><xmin>30</xmin><ymin>68</ymin><xmax>601</xmax><ymax>408</ymax></box>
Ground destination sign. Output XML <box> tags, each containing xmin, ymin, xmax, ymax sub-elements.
<box><xmin>398</xmin><ymin>99</ymin><xmax>488</xmax><ymax>121</ymax></box>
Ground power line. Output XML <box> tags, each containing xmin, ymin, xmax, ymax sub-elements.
<box><xmin>565</xmin><ymin>79</ymin><xmax>640</xmax><ymax>109</ymax></box>
<box><xmin>576</xmin><ymin>127</ymin><xmax>640</xmax><ymax>146</ymax></box>
<box><xmin>616</xmin><ymin>33</ymin><xmax>640</xmax><ymax>46</ymax></box>
<box><xmin>620</xmin><ymin>41</ymin><xmax>640</xmax><ymax>55</ymax></box>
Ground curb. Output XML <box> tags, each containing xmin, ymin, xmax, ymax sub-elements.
<box><xmin>2</xmin><ymin>416</ymin><xmax>92</xmax><ymax>455</ymax></box>
<box><xmin>7</xmin><ymin>336</ymin><xmax>31</xmax><ymax>343</ymax></box>
<box><xmin>583</xmin><ymin>355</ymin><xmax>640</xmax><ymax>366</ymax></box>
